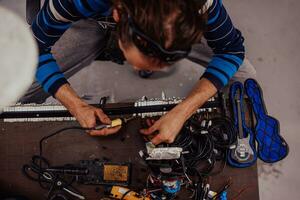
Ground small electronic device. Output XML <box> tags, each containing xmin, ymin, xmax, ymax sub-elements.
<box><xmin>77</xmin><ymin>160</ymin><xmax>131</xmax><ymax>186</ymax></box>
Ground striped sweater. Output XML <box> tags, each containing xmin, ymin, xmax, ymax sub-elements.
<box><xmin>31</xmin><ymin>0</ymin><xmax>245</xmax><ymax>96</ymax></box>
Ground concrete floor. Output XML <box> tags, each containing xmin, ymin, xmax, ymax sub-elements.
<box><xmin>1</xmin><ymin>0</ymin><xmax>300</xmax><ymax>199</ymax></box>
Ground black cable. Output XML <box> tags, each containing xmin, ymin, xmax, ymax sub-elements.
<box><xmin>23</xmin><ymin>126</ymin><xmax>92</xmax><ymax>200</ymax></box>
<box><xmin>39</xmin><ymin>126</ymin><xmax>93</xmax><ymax>158</ymax></box>
<box><xmin>169</xmin><ymin>125</ymin><xmax>216</xmax><ymax>177</ymax></box>
<box><xmin>120</xmin><ymin>190</ymin><xmax>133</xmax><ymax>200</ymax></box>
<box><xmin>168</xmin><ymin>116</ymin><xmax>237</xmax><ymax>179</ymax></box>
<box><xmin>208</xmin><ymin>117</ymin><xmax>237</xmax><ymax>149</ymax></box>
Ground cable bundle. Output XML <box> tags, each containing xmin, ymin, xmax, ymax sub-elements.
<box><xmin>171</xmin><ymin>116</ymin><xmax>237</xmax><ymax>177</ymax></box>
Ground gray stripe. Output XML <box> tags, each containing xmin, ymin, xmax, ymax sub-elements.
<box><xmin>206</xmin><ymin>26</ymin><xmax>234</xmax><ymax>42</ymax></box>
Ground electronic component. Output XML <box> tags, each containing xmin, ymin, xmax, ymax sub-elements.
<box><xmin>77</xmin><ymin>160</ymin><xmax>131</xmax><ymax>186</ymax></box>
<box><xmin>110</xmin><ymin>186</ymin><xmax>150</xmax><ymax>200</ymax></box>
<box><xmin>1</xmin><ymin>95</ymin><xmax>220</xmax><ymax>122</ymax></box>
<box><xmin>143</xmin><ymin>142</ymin><xmax>183</xmax><ymax>160</ymax></box>
<box><xmin>162</xmin><ymin>179</ymin><xmax>181</xmax><ymax>194</ymax></box>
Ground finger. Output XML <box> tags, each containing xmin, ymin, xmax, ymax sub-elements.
<box><xmin>95</xmin><ymin>109</ymin><xmax>111</xmax><ymax>124</ymax></box>
<box><xmin>104</xmin><ymin>126</ymin><xmax>122</xmax><ymax>135</ymax></box>
<box><xmin>90</xmin><ymin>126</ymin><xmax>121</xmax><ymax>136</ymax></box>
<box><xmin>151</xmin><ymin>134</ymin><xmax>164</xmax><ymax>145</ymax></box>
<box><xmin>140</xmin><ymin>124</ymin><xmax>159</xmax><ymax>135</ymax></box>
<box><xmin>89</xmin><ymin>129</ymin><xmax>106</xmax><ymax>136</ymax></box>
<box><xmin>146</xmin><ymin>119</ymin><xmax>155</xmax><ymax>127</ymax></box>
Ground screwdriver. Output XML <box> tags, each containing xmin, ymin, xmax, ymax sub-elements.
<box><xmin>94</xmin><ymin>117</ymin><xmax>135</xmax><ymax>130</ymax></box>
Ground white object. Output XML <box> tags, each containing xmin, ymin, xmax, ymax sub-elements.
<box><xmin>145</xmin><ymin>142</ymin><xmax>183</xmax><ymax>160</ymax></box>
<box><xmin>0</xmin><ymin>6</ymin><xmax>37</xmax><ymax>112</ymax></box>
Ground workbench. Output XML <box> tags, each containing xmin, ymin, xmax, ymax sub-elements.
<box><xmin>0</xmin><ymin>104</ymin><xmax>259</xmax><ymax>200</ymax></box>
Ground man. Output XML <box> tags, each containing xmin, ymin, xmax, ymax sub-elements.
<box><xmin>22</xmin><ymin>0</ymin><xmax>256</xmax><ymax>145</ymax></box>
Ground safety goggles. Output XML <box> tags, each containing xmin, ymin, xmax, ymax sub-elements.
<box><xmin>127</xmin><ymin>16</ymin><xmax>190</xmax><ymax>64</ymax></box>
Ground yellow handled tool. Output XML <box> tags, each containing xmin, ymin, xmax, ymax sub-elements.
<box><xmin>95</xmin><ymin>118</ymin><xmax>123</xmax><ymax>130</ymax></box>
<box><xmin>110</xmin><ymin>186</ymin><xmax>150</xmax><ymax>200</ymax></box>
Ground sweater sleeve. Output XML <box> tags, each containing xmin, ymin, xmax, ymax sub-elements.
<box><xmin>201</xmin><ymin>0</ymin><xmax>245</xmax><ymax>90</ymax></box>
<box><xmin>31</xmin><ymin>0</ymin><xmax>111</xmax><ymax>96</ymax></box>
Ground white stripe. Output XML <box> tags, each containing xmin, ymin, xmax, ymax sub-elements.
<box><xmin>200</xmin><ymin>0</ymin><xmax>214</xmax><ymax>14</ymax></box>
<box><xmin>46</xmin><ymin>4</ymin><xmax>61</xmax><ymax>23</ymax></box>
<box><xmin>49</xmin><ymin>0</ymin><xmax>72</xmax><ymax>22</ymax></box>
<box><xmin>221</xmin><ymin>41</ymin><xmax>232</xmax><ymax>50</ymax></box>
<box><xmin>208</xmin><ymin>14</ymin><xmax>228</xmax><ymax>32</ymax></box>
<box><xmin>209</xmin><ymin>0</ymin><xmax>218</xmax><ymax>13</ymax></box>
<box><xmin>32</xmin><ymin>32</ymin><xmax>46</xmax><ymax>44</ymax></box>
<box><xmin>206</xmin><ymin>26</ymin><xmax>234</xmax><ymax>42</ymax></box>
<box><xmin>224</xmin><ymin>41</ymin><xmax>232</xmax><ymax>46</ymax></box>
<box><xmin>58</xmin><ymin>0</ymin><xmax>79</xmax><ymax>18</ymax></box>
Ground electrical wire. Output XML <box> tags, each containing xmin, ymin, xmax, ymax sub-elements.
<box><xmin>169</xmin><ymin>116</ymin><xmax>237</xmax><ymax>179</ymax></box>
<box><xmin>23</xmin><ymin>126</ymin><xmax>93</xmax><ymax>200</ymax></box>
<box><xmin>39</xmin><ymin>126</ymin><xmax>90</xmax><ymax>158</ymax></box>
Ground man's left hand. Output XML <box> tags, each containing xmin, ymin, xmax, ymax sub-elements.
<box><xmin>140</xmin><ymin>107</ymin><xmax>187</xmax><ymax>145</ymax></box>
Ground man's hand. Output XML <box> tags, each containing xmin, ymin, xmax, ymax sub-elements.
<box><xmin>140</xmin><ymin>106</ymin><xmax>186</xmax><ymax>145</ymax></box>
<box><xmin>72</xmin><ymin>103</ymin><xmax>121</xmax><ymax>136</ymax></box>
<box><xmin>140</xmin><ymin>78</ymin><xmax>217</xmax><ymax>145</ymax></box>
<box><xmin>55</xmin><ymin>84</ymin><xmax>121</xmax><ymax>136</ymax></box>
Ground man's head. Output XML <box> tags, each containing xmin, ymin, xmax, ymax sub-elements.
<box><xmin>112</xmin><ymin>0</ymin><xmax>208</xmax><ymax>71</ymax></box>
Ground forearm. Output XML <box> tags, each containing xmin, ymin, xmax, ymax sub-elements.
<box><xmin>176</xmin><ymin>78</ymin><xmax>217</xmax><ymax>121</ymax></box>
<box><xmin>55</xmin><ymin>84</ymin><xmax>87</xmax><ymax>115</ymax></box>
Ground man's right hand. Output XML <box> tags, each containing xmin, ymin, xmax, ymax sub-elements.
<box><xmin>72</xmin><ymin>103</ymin><xmax>121</xmax><ymax>136</ymax></box>
<box><xmin>55</xmin><ymin>84</ymin><xmax>121</xmax><ymax>136</ymax></box>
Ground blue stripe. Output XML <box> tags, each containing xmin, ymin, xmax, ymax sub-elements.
<box><xmin>209</xmin><ymin>0</ymin><xmax>218</xmax><ymax>14</ymax></box>
<box><xmin>216</xmin><ymin>55</ymin><xmax>239</xmax><ymax>69</ymax></box>
<box><xmin>208</xmin><ymin>0</ymin><xmax>222</xmax><ymax>25</ymax></box>
<box><xmin>86</xmin><ymin>0</ymin><xmax>101</xmax><ymax>11</ymax></box>
<box><xmin>216</xmin><ymin>54</ymin><xmax>243</xmax><ymax>65</ymax></box>
<box><xmin>208</xmin><ymin>9</ymin><xmax>220</xmax><ymax>25</ymax></box>
<box><xmin>42</xmin><ymin>10</ymin><xmax>70</xmax><ymax>30</ymax></box>
<box><xmin>74</xmin><ymin>0</ymin><xmax>94</xmax><ymax>17</ymax></box>
<box><xmin>35</xmin><ymin>14</ymin><xmax>65</xmax><ymax>37</ymax></box>
<box><xmin>39</xmin><ymin>54</ymin><xmax>53</xmax><ymax>63</ymax></box>
<box><xmin>44</xmin><ymin>74</ymin><xmax>65</xmax><ymax>92</ymax></box>
<box><xmin>36</xmin><ymin>62</ymin><xmax>60</xmax><ymax>83</ymax></box>
<box><xmin>210</xmin><ymin>57</ymin><xmax>237</xmax><ymax>77</ymax></box>
<box><xmin>205</xmin><ymin>69</ymin><xmax>227</xmax><ymax>85</ymax></box>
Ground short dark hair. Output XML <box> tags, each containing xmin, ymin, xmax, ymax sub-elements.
<box><xmin>113</xmin><ymin>0</ymin><xmax>208</xmax><ymax>52</ymax></box>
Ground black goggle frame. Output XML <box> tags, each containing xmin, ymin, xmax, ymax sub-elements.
<box><xmin>127</xmin><ymin>16</ymin><xmax>190</xmax><ymax>64</ymax></box>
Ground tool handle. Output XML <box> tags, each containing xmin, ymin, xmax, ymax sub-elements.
<box><xmin>94</xmin><ymin>118</ymin><xmax>123</xmax><ymax>130</ymax></box>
